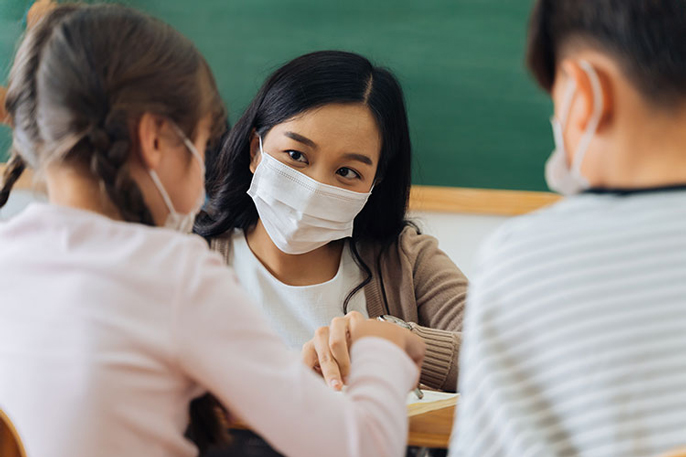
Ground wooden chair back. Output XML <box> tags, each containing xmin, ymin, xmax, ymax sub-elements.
<box><xmin>0</xmin><ymin>409</ymin><xmax>26</xmax><ymax>457</ymax></box>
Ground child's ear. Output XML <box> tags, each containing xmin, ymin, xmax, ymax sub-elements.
<box><xmin>249</xmin><ymin>131</ymin><xmax>261</xmax><ymax>174</ymax></box>
<box><xmin>561</xmin><ymin>59</ymin><xmax>614</xmax><ymax>135</ymax></box>
<box><xmin>136</xmin><ymin>113</ymin><xmax>164</xmax><ymax>170</ymax></box>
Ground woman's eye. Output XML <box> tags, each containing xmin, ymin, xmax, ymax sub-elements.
<box><xmin>337</xmin><ymin>167</ymin><xmax>360</xmax><ymax>180</ymax></box>
<box><xmin>286</xmin><ymin>150</ymin><xmax>308</xmax><ymax>163</ymax></box>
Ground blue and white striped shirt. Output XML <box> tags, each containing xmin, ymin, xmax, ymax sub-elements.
<box><xmin>451</xmin><ymin>188</ymin><xmax>686</xmax><ymax>457</ymax></box>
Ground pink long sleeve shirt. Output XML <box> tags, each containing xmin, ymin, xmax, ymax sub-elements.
<box><xmin>0</xmin><ymin>203</ymin><xmax>418</xmax><ymax>457</ymax></box>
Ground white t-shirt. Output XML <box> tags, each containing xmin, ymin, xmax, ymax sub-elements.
<box><xmin>450</xmin><ymin>189</ymin><xmax>686</xmax><ymax>457</ymax></box>
<box><xmin>0</xmin><ymin>203</ymin><xmax>417</xmax><ymax>457</ymax></box>
<box><xmin>229</xmin><ymin>230</ymin><xmax>368</xmax><ymax>348</ymax></box>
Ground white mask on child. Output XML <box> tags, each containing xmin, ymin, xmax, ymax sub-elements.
<box><xmin>545</xmin><ymin>60</ymin><xmax>604</xmax><ymax>196</ymax></box>
<box><xmin>148</xmin><ymin>124</ymin><xmax>206</xmax><ymax>233</ymax></box>
<box><xmin>247</xmin><ymin>136</ymin><xmax>372</xmax><ymax>255</ymax></box>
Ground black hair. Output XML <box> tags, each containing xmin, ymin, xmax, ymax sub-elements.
<box><xmin>526</xmin><ymin>0</ymin><xmax>686</xmax><ymax>107</ymax></box>
<box><xmin>195</xmin><ymin>50</ymin><xmax>415</xmax><ymax>310</ymax></box>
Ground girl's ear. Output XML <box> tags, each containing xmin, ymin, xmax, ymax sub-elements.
<box><xmin>249</xmin><ymin>130</ymin><xmax>261</xmax><ymax>174</ymax></box>
<box><xmin>136</xmin><ymin>113</ymin><xmax>164</xmax><ymax>170</ymax></box>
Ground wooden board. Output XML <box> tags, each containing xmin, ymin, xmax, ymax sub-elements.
<box><xmin>2</xmin><ymin>165</ymin><xmax>559</xmax><ymax>216</ymax></box>
<box><xmin>407</xmin><ymin>396</ymin><xmax>458</xmax><ymax>417</ymax></box>
<box><xmin>407</xmin><ymin>403</ymin><xmax>456</xmax><ymax>449</ymax></box>
<box><xmin>0</xmin><ymin>409</ymin><xmax>26</xmax><ymax>457</ymax></box>
<box><xmin>409</xmin><ymin>185</ymin><xmax>560</xmax><ymax>216</ymax></box>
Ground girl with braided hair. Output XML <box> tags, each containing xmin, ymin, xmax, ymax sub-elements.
<box><xmin>0</xmin><ymin>4</ymin><xmax>425</xmax><ymax>457</ymax></box>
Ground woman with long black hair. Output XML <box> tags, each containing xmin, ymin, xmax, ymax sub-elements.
<box><xmin>197</xmin><ymin>50</ymin><xmax>467</xmax><ymax>392</ymax></box>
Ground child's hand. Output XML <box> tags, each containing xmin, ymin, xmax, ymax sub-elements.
<box><xmin>351</xmin><ymin>320</ymin><xmax>426</xmax><ymax>372</ymax></box>
<box><xmin>302</xmin><ymin>312</ymin><xmax>426</xmax><ymax>391</ymax></box>
<box><xmin>302</xmin><ymin>311</ymin><xmax>366</xmax><ymax>391</ymax></box>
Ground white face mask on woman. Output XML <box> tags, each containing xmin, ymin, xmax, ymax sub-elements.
<box><xmin>247</xmin><ymin>136</ymin><xmax>373</xmax><ymax>255</ymax></box>
<box><xmin>545</xmin><ymin>60</ymin><xmax>604</xmax><ymax>196</ymax></box>
<box><xmin>148</xmin><ymin>123</ymin><xmax>206</xmax><ymax>233</ymax></box>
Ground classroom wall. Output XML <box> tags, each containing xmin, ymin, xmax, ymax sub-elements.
<box><xmin>0</xmin><ymin>190</ymin><xmax>45</xmax><ymax>220</ymax></box>
<box><xmin>1</xmin><ymin>191</ymin><xmax>509</xmax><ymax>278</ymax></box>
<box><xmin>409</xmin><ymin>211</ymin><xmax>509</xmax><ymax>279</ymax></box>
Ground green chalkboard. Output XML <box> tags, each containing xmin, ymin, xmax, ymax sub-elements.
<box><xmin>0</xmin><ymin>1</ymin><xmax>31</xmax><ymax>163</ymax></box>
<box><xmin>1</xmin><ymin>0</ymin><xmax>554</xmax><ymax>191</ymax></box>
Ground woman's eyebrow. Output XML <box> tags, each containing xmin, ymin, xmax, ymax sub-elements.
<box><xmin>341</xmin><ymin>153</ymin><xmax>374</xmax><ymax>166</ymax></box>
<box><xmin>284</xmin><ymin>131</ymin><xmax>373</xmax><ymax>165</ymax></box>
<box><xmin>285</xmin><ymin>131</ymin><xmax>317</xmax><ymax>148</ymax></box>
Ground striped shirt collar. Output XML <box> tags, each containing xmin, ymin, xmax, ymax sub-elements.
<box><xmin>585</xmin><ymin>183</ymin><xmax>686</xmax><ymax>196</ymax></box>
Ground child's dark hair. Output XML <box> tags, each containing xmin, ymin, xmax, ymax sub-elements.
<box><xmin>527</xmin><ymin>0</ymin><xmax>686</xmax><ymax>107</ymax></box>
<box><xmin>0</xmin><ymin>3</ymin><xmax>228</xmax><ymax>453</ymax></box>
<box><xmin>0</xmin><ymin>3</ymin><xmax>226</xmax><ymax>220</ymax></box>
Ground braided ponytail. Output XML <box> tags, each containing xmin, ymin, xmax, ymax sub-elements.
<box><xmin>86</xmin><ymin>113</ymin><xmax>155</xmax><ymax>226</ymax></box>
<box><xmin>1</xmin><ymin>4</ymin><xmax>80</xmax><ymax>211</ymax></box>
<box><xmin>0</xmin><ymin>153</ymin><xmax>27</xmax><ymax>208</ymax></box>
<box><xmin>5</xmin><ymin>3</ymin><xmax>226</xmax><ymax>227</ymax></box>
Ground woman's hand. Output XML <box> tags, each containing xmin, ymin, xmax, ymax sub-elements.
<box><xmin>302</xmin><ymin>311</ymin><xmax>425</xmax><ymax>391</ymax></box>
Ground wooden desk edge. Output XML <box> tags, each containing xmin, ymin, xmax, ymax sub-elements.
<box><xmin>3</xmin><ymin>166</ymin><xmax>559</xmax><ymax>216</ymax></box>
<box><xmin>409</xmin><ymin>185</ymin><xmax>561</xmax><ymax>216</ymax></box>
<box><xmin>407</xmin><ymin>432</ymin><xmax>452</xmax><ymax>449</ymax></box>
<box><xmin>408</xmin><ymin>403</ymin><xmax>456</xmax><ymax>449</ymax></box>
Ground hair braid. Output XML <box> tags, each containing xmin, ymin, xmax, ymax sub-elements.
<box><xmin>0</xmin><ymin>153</ymin><xmax>27</xmax><ymax>208</ymax></box>
<box><xmin>87</xmin><ymin>113</ymin><xmax>155</xmax><ymax>226</ymax></box>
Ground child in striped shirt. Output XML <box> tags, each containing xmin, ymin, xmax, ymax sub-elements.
<box><xmin>451</xmin><ymin>1</ymin><xmax>686</xmax><ymax>456</ymax></box>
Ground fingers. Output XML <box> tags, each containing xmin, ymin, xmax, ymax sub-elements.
<box><xmin>346</xmin><ymin>310</ymin><xmax>365</xmax><ymax>325</ymax></box>
<box><xmin>301</xmin><ymin>340</ymin><xmax>319</xmax><ymax>371</ymax></box>
<box><xmin>328</xmin><ymin>317</ymin><xmax>351</xmax><ymax>384</ymax></box>
<box><xmin>313</xmin><ymin>326</ymin><xmax>343</xmax><ymax>391</ymax></box>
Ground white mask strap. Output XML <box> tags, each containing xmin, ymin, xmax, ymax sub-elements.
<box><xmin>149</xmin><ymin>169</ymin><xmax>177</xmax><ymax>216</ymax></box>
<box><xmin>170</xmin><ymin>123</ymin><xmax>206</xmax><ymax>175</ymax></box>
<box><xmin>571</xmin><ymin>60</ymin><xmax>604</xmax><ymax>175</ymax></box>
<box><xmin>148</xmin><ymin>122</ymin><xmax>206</xmax><ymax>218</ymax></box>
<box><xmin>558</xmin><ymin>77</ymin><xmax>578</xmax><ymax>127</ymax></box>
<box><xmin>258</xmin><ymin>134</ymin><xmax>267</xmax><ymax>157</ymax></box>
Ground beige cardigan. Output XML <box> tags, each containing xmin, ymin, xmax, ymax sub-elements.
<box><xmin>211</xmin><ymin>226</ymin><xmax>467</xmax><ymax>392</ymax></box>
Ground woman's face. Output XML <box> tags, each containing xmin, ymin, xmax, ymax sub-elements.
<box><xmin>250</xmin><ymin>103</ymin><xmax>381</xmax><ymax>193</ymax></box>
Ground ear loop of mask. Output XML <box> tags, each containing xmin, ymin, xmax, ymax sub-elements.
<box><xmin>258</xmin><ymin>134</ymin><xmax>266</xmax><ymax>159</ymax></box>
<box><xmin>571</xmin><ymin>60</ymin><xmax>604</xmax><ymax>176</ymax></box>
<box><xmin>149</xmin><ymin>123</ymin><xmax>206</xmax><ymax>217</ymax></box>
<box><xmin>557</xmin><ymin>78</ymin><xmax>578</xmax><ymax>128</ymax></box>
<box><xmin>550</xmin><ymin>77</ymin><xmax>579</xmax><ymax>164</ymax></box>
<box><xmin>171</xmin><ymin>123</ymin><xmax>206</xmax><ymax>175</ymax></box>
